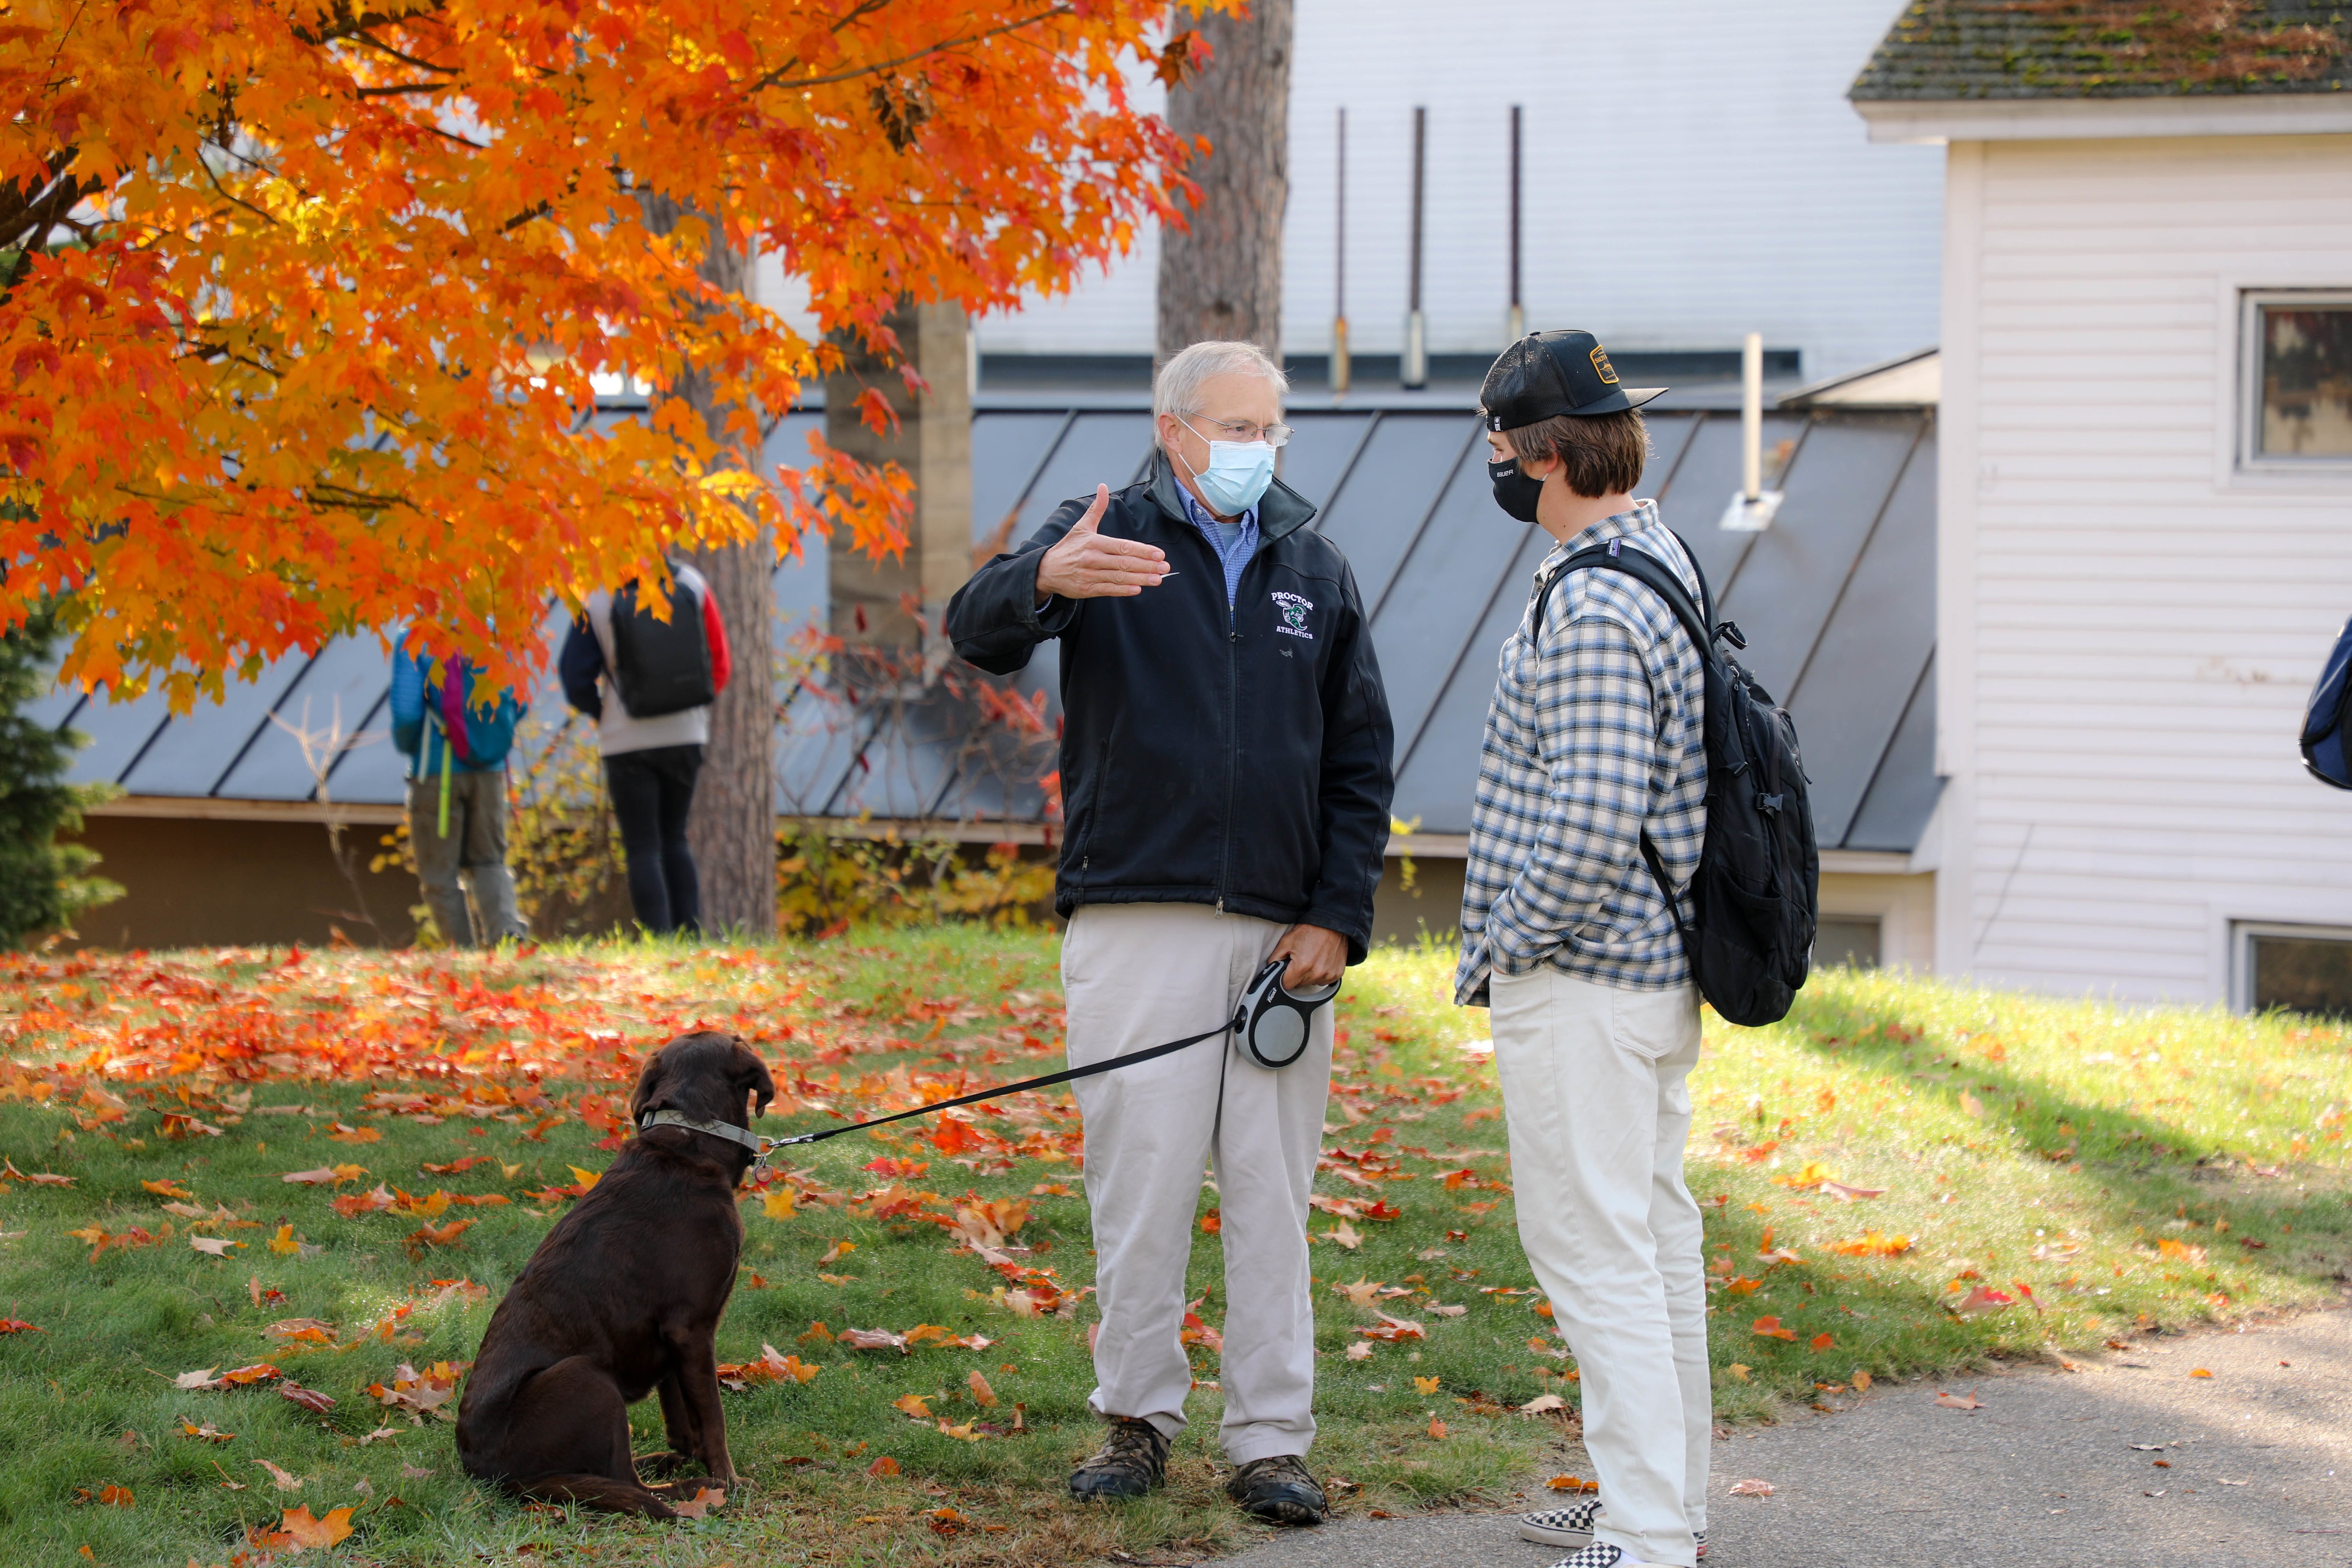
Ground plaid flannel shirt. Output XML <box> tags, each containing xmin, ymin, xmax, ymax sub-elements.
<box><xmin>1453</xmin><ymin>500</ymin><xmax>1708</xmax><ymax>1006</ymax></box>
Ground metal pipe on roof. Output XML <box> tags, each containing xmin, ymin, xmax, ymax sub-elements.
<box><xmin>1507</xmin><ymin>105</ymin><xmax>1524</xmax><ymax>344</ymax></box>
<box><xmin>1403</xmin><ymin>105</ymin><xmax>1427</xmax><ymax>390</ymax></box>
<box><xmin>1743</xmin><ymin>332</ymin><xmax>1763</xmax><ymax>501</ymax></box>
<box><xmin>1333</xmin><ymin>105</ymin><xmax>1350</xmax><ymax>397</ymax></box>
<box><xmin>1719</xmin><ymin>331</ymin><xmax>1784</xmax><ymax>532</ymax></box>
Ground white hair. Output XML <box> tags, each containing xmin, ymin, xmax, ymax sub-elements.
<box><xmin>1152</xmin><ymin>340</ymin><xmax>1288</xmax><ymax>449</ymax></box>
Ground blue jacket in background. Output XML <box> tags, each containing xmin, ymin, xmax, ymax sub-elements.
<box><xmin>390</xmin><ymin>638</ymin><xmax>526</xmax><ymax>779</ymax></box>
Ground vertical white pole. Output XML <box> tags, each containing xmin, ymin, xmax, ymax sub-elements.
<box><xmin>1332</xmin><ymin>105</ymin><xmax>1350</xmax><ymax>396</ymax></box>
<box><xmin>1403</xmin><ymin>105</ymin><xmax>1428</xmax><ymax>389</ymax></box>
<box><xmin>1506</xmin><ymin>104</ymin><xmax>1524</xmax><ymax>344</ymax></box>
<box><xmin>1741</xmin><ymin>331</ymin><xmax>1763</xmax><ymax>502</ymax></box>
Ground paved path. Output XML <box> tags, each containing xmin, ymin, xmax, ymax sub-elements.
<box><xmin>1217</xmin><ymin>1310</ymin><xmax>2352</xmax><ymax>1568</ymax></box>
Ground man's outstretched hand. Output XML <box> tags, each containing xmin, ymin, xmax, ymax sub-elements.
<box><xmin>1035</xmin><ymin>484</ymin><xmax>1168</xmax><ymax>606</ymax></box>
<box><xmin>1269</xmin><ymin>923</ymin><xmax>1347</xmax><ymax>991</ymax></box>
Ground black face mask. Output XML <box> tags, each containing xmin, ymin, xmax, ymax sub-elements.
<box><xmin>1488</xmin><ymin>457</ymin><xmax>1546</xmax><ymax>523</ymax></box>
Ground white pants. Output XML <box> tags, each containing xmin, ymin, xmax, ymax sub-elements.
<box><xmin>1062</xmin><ymin>903</ymin><xmax>1333</xmax><ymax>1463</ymax></box>
<box><xmin>1490</xmin><ymin>967</ymin><xmax>1710</xmax><ymax>1568</ymax></box>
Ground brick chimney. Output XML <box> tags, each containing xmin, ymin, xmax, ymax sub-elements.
<box><xmin>823</xmin><ymin>301</ymin><xmax>972</xmax><ymax>654</ymax></box>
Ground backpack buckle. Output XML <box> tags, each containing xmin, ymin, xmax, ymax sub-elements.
<box><xmin>1716</xmin><ymin>620</ymin><xmax>1748</xmax><ymax>650</ymax></box>
<box><xmin>1757</xmin><ymin>792</ymin><xmax>1784</xmax><ymax>814</ymax></box>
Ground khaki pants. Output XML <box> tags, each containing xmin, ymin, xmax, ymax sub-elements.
<box><xmin>1062</xmin><ymin>903</ymin><xmax>1333</xmax><ymax>1464</ymax></box>
<box><xmin>1490</xmin><ymin>966</ymin><xmax>1709</xmax><ymax>1568</ymax></box>
<box><xmin>406</xmin><ymin>769</ymin><xmax>526</xmax><ymax>947</ymax></box>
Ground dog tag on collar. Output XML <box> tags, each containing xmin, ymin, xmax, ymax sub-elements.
<box><xmin>1233</xmin><ymin>958</ymin><xmax>1338</xmax><ymax>1070</ymax></box>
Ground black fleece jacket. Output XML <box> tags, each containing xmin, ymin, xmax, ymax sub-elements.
<box><xmin>946</xmin><ymin>455</ymin><xmax>1395</xmax><ymax>962</ymax></box>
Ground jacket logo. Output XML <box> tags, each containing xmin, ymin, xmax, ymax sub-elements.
<box><xmin>1271</xmin><ymin>590</ymin><xmax>1315</xmax><ymax>640</ymax></box>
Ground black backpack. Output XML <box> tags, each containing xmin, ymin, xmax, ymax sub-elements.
<box><xmin>2300</xmin><ymin>614</ymin><xmax>2352</xmax><ymax>789</ymax></box>
<box><xmin>1534</xmin><ymin>533</ymin><xmax>1819</xmax><ymax>1026</ymax></box>
<box><xmin>608</xmin><ymin>570</ymin><xmax>717</xmax><ymax>720</ymax></box>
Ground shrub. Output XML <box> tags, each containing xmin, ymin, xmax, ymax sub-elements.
<box><xmin>0</xmin><ymin>605</ymin><xmax>121</xmax><ymax>944</ymax></box>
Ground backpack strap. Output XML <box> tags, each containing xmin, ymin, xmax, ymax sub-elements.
<box><xmin>1530</xmin><ymin>531</ymin><xmax>1722</xmax><ymax>933</ymax></box>
<box><xmin>1531</xmin><ymin>533</ymin><xmax>1717</xmax><ymax>665</ymax></box>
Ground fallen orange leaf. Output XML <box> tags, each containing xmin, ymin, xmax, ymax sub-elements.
<box><xmin>252</xmin><ymin>1504</ymin><xmax>354</xmax><ymax>1550</ymax></box>
<box><xmin>671</xmin><ymin>1486</ymin><xmax>725</xmax><ymax>1519</ymax></box>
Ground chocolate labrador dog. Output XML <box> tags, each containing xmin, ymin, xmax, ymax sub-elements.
<box><xmin>456</xmin><ymin>1031</ymin><xmax>776</xmax><ymax>1517</ymax></box>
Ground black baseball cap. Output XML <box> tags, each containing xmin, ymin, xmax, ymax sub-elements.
<box><xmin>1480</xmin><ymin>330</ymin><xmax>1666</xmax><ymax>431</ymax></box>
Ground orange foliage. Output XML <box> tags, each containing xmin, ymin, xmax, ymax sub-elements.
<box><xmin>1</xmin><ymin>2</ymin><xmax>1220</xmax><ymax>699</ymax></box>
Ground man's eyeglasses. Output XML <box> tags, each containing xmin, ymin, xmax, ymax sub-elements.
<box><xmin>1182</xmin><ymin>413</ymin><xmax>1294</xmax><ymax>448</ymax></box>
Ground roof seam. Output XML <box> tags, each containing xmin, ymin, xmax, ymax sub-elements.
<box><xmin>1782</xmin><ymin>415</ymin><xmax>1931</xmax><ymax>707</ymax></box>
<box><xmin>1840</xmin><ymin>652</ymin><xmax>1937</xmax><ymax>853</ymax></box>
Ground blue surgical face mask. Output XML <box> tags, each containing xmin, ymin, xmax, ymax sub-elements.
<box><xmin>1178</xmin><ymin>419</ymin><xmax>1277</xmax><ymax>515</ymax></box>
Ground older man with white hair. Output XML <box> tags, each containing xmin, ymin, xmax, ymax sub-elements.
<box><xmin>947</xmin><ymin>341</ymin><xmax>1395</xmax><ymax>1525</ymax></box>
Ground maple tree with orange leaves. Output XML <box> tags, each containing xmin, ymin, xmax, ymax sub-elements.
<box><xmin>0</xmin><ymin>0</ymin><xmax>1222</xmax><ymax>702</ymax></box>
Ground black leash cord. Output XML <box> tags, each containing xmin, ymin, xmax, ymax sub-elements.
<box><xmin>767</xmin><ymin>1022</ymin><xmax>1232</xmax><ymax>1148</ymax></box>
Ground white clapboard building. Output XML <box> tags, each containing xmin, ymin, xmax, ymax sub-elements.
<box><xmin>1851</xmin><ymin>0</ymin><xmax>2352</xmax><ymax>1013</ymax></box>
<box><xmin>963</xmin><ymin>0</ymin><xmax>1944</xmax><ymax>386</ymax></box>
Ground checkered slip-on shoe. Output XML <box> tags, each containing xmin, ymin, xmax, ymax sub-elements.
<box><xmin>1548</xmin><ymin>1544</ymin><xmax>1679</xmax><ymax>1568</ymax></box>
<box><xmin>1519</xmin><ymin>1499</ymin><xmax>1604</xmax><ymax>1547</ymax></box>
<box><xmin>1521</xmin><ymin>1504</ymin><xmax>1706</xmax><ymax>1561</ymax></box>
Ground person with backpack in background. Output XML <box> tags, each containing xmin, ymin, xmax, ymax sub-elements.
<box><xmin>558</xmin><ymin>560</ymin><xmax>731</xmax><ymax>937</ymax></box>
<box><xmin>389</xmin><ymin>636</ymin><xmax>531</xmax><ymax>947</ymax></box>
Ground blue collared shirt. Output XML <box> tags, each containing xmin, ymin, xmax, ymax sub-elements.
<box><xmin>1174</xmin><ymin>485</ymin><xmax>1259</xmax><ymax>610</ymax></box>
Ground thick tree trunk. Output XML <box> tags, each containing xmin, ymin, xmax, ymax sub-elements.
<box><xmin>1156</xmin><ymin>0</ymin><xmax>1292</xmax><ymax>360</ymax></box>
<box><xmin>637</xmin><ymin>193</ymin><xmax>777</xmax><ymax>941</ymax></box>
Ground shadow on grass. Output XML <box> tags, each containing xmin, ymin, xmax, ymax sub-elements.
<box><xmin>1786</xmin><ymin>984</ymin><xmax>2352</xmax><ymax>1264</ymax></box>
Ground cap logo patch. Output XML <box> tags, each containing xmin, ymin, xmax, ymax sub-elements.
<box><xmin>1589</xmin><ymin>346</ymin><xmax>1619</xmax><ymax>385</ymax></box>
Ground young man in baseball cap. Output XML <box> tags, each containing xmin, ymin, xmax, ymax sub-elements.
<box><xmin>1456</xmin><ymin>330</ymin><xmax>1712</xmax><ymax>1568</ymax></box>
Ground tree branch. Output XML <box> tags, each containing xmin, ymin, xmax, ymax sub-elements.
<box><xmin>0</xmin><ymin>161</ymin><xmax>104</xmax><ymax>258</ymax></box>
<box><xmin>347</xmin><ymin>33</ymin><xmax>462</xmax><ymax>74</ymax></box>
<box><xmin>288</xmin><ymin>0</ymin><xmax>448</xmax><ymax>47</ymax></box>
<box><xmin>746</xmin><ymin>5</ymin><xmax>1074</xmax><ymax>95</ymax></box>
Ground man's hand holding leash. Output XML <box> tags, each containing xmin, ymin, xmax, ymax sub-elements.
<box><xmin>1269</xmin><ymin>923</ymin><xmax>1346</xmax><ymax>990</ymax></box>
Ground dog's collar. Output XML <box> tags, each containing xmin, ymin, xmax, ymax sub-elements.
<box><xmin>637</xmin><ymin>1109</ymin><xmax>771</xmax><ymax>1160</ymax></box>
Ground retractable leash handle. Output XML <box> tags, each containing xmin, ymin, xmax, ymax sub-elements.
<box><xmin>1235</xmin><ymin>957</ymin><xmax>1339</xmax><ymax>1070</ymax></box>
<box><xmin>635</xmin><ymin>961</ymin><xmax>1343</xmax><ymax>1165</ymax></box>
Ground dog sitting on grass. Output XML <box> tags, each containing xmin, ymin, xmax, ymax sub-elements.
<box><xmin>456</xmin><ymin>1031</ymin><xmax>776</xmax><ymax>1518</ymax></box>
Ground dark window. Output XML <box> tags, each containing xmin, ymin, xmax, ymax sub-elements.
<box><xmin>1815</xmin><ymin>916</ymin><xmax>1880</xmax><ymax>970</ymax></box>
<box><xmin>2248</xmin><ymin>931</ymin><xmax>2352</xmax><ymax>1020</ymax></box>
<box><xmin>2253</xmin><ymin>300</ymin><xmax>2352</xmax><ymax>461</ymax></box>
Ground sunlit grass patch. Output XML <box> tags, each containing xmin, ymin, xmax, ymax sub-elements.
<box><xmin>0</xmin><ymin>933</ymin><xmax>2347</xmax><ymax>1565</ymax></box>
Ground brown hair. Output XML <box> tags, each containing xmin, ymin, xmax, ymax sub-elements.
<box><xmin>1502</xmin><ymin>408</ymin><xmax>1650</xmax><ymax>499</ymax></box>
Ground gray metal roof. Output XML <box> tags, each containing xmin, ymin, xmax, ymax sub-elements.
<box><xmin>41</xmin><ymin>402</ymin><xmax>1940</xmax><ymax>856</ymax></box>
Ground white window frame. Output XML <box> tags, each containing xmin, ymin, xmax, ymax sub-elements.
<box><xmin>2239</xmin><ymin>289</ymin><xmax>2352</xmax><ymax>474</ymax></box>
<box><xmin>2233</xmin><ymin>919</ymin><xmax>2352</xmax><ymax>1014</ymax></box>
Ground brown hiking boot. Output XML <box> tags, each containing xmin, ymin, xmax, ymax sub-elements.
<box><xmin>1068</xmin><ymin>1416</ymin><xmax>1169</xmax><ymax>1501</ymax></box>
<box><xmin>1225</xmin><ymin>1455</ymin><xmax>1326</xmax><ymax>1526</ymax></box>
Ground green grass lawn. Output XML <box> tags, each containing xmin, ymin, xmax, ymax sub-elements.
<box><xmin>3</xmin><ymin>931</ymin><xmax>2349</xmax><ymax>1566</ymax></box>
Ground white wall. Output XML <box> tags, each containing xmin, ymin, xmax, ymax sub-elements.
<box><xmin>977</xmin><ymin>0</ymin><xmax>1943</xmax><ymax>381</ymax></box>
<box><xmin>1935</xmin><ymin>132</ymin><xmax>2352</xmax><ymax>1003</ymax></box>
